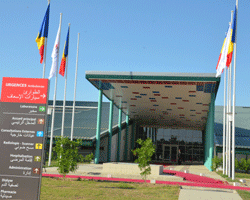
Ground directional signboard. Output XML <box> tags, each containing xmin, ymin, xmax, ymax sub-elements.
<box><xmin>0</xmin><ymin>77</ymin><xmax>48</xmax><ymax>200</ymax></box>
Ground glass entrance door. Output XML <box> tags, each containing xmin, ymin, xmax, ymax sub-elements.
<box><xmin>163</xmin><ymin>145</ymin><xmax>170</xmax><ymax>161</ymax></box>
<box><xmin>170</xmin><ymin>146</ymin><xmax>178</xmax><ymax>162</ymax></box>
<box><xmin>163</xmin><ymin>145</ymin><xmax>178</xmax><ymax>163</ymax></box>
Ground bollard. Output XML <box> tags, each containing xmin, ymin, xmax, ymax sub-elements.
<box><xmin>233</xmin><ymin>182</ymin><xmax>240</xmax><ymax>186</ymax></box>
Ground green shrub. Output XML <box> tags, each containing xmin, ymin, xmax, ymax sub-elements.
<box><xmin>235</xmin><ymin>159</ymin><xmax>240</xmax><ymax>171</ymax></box>
<box><xmin>53</xmin><ymin>137</ymin><xmax>81</xmax><ymax>176</ymax></box>
<box><xmin>213</xmin><ymin>157</ymin><xmax>250</xmax><ymax>173</ymax></box>
<box><xmin>247</xmin><ymin>158</ymin><xmax>250</xmax><ymax>171</ymax></box>
<box><xmin>84</xmin><ymin>153</ymin><xmax>94</xmax><ymax>163</ymax></box>
<box><xmin>238</xmin><ymin>158</ymin><xmax>250</xmax><ymax>173</ymax></box>
<box><xmin>78</xmin><ymin>154</ymin><xmax>85</xmax><ymax>163</ymax></box>
<box><xmin>212</xmin><ymin>156</ymin><xmax>223</xmax><ymax>171</ymax></box>
<box><xmin>131</xmin><ymin>138</ymin><xmax>156</xmax><ymax>181</ymax></box>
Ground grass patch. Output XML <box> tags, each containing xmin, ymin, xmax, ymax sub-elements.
<box><xmin>215</xmin><ymin>171</ymin><xmax>241</xmax><ymax>183</ymax></box>
<box><xmin>216</xmin><ymin>171</ymin><xmax>250</xmax><ymax>200</ymax></box>
<box><xmin>234</xmin><ymin>172</ymin><xmax>250</xmax><ymax>179</ymax></box>
<box><xmin>43</xmin><ymin>160</ymin><xmax>92</xmax><ymax>168</ymax></box>
<box><xmin>117</xmin><ymin>182</ymin><xmax>136</xmax><ymax>189</ymax></box>
<box><xmin>216</xmin><ymin>170</ymin><xmax>250</xmax><ymax>180</ymax></box>
<box><xmin>40</xmin><ymin>177</ymin><xmax>180</xmax><ymax>200</ymax></box>
<box><xmin>237</xmin><ymin>190</ymin><xmax>250</xmax><ymax>200</ymax></box>
<box><xmin>43</xmin><ymin>160</ymin><xmax>58</xmax><ymax>168</ymax></box>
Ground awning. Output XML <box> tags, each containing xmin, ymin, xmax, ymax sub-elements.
<box><xmin>86</xmin><ymin>71</ymin><xmax>220</xmax><ymax>130</ymax></box>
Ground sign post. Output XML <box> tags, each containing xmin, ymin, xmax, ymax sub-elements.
<box><xmin>0</xmin><ymin>77</ymin><xmax>49</xmax><ymax>200</ymax></box>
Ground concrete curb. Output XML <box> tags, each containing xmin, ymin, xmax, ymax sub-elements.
<box><xmin>42</xmin><ymin>173</ymin><xmax>250</xmax><ymax>191</ymax></box>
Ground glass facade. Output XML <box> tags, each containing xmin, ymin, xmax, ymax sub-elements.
<box><xmin>137</xmin><ymin>127</ymin><xmax>204</xmax><ymax>164</ymax></box>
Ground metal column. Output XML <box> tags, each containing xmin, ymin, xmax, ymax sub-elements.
<box><xmin>204</xmin><ymin>93</ymin><xmax>215</xmax><ymax>171</ymax></box>
<box><xmin>117</xmin><ymin>108</ymin><xmax>122</xmax><ymax>162</ymax></box>
<box><xmin>107</xmin><ymin>100</ymin><xmax>113</xmax><ymax>162</ymax></box>
<box><xmin>149</xmin><ymin>127</ymin><xmax>152</xmax><ymax>140</ymax></box>
<box><xmin>154</xmin><ymin>128</ymin><xmax>157</xmax><ymax>143</ymax></box>
<box><xmin>94</xmin><ymin>89</ymin><xmax>103</xmax><ymax>164</ymax></box>
<box><xmin>131</xmin><ymin>121</ymin><xmax>135</xmax><ymax>150</ymax></box>
<box><xmin>151</xmin><ymin>128</ymin><xmax>155</xmax><ymax>143</ymax></box>
<box><xmin>124</xmin><ymin>115</ymin><xmax>129</xmax><ymax>161</ymax></box>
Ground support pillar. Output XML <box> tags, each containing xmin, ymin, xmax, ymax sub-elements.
<box><xmin>151</xmin><ymin>128</ymin><xmax>154</xmax><ymax>143</ymax></box>
<box><xmin>202</xmin><ymin>130</ymin><xmax>206</xmax><ymax>162</ymax></box>
<box><xmin>94</xmin><ymin>89</ymin><xmax>103</xmax><ymax>164</ymax></box>
<box><xmin>117</xmin><ymin>108</ymin><xmax>122</xmax><ymax>162</ymax></box>
<box><xmin>124</xmin><ymin>115</ymin><xmax>129</xmax><ymax>161</ymax></box>
<box><xmin>149</xmin><ymin>128</ymin><xmax>152</xmax><ymax>140</ymax></box>
<box><xmin>204</xmin><ymin>93</ymin><xmax>215</xmax><ymax>171</ymax></box>
<box><xmin>152</xmin><ymin>128</ymin><xmax>154</xmax><ymax>142</ymax></box>
<box><xmin>107</xmin><ymin>100</ymin><xmax>113</xmax><ymax>162</ymax></box>
<box><xmin>131</xmin><ymin>121</ymin><xmax>135</xmax><ymax>150</ymax></box>
<box><xmin>155</xmin><ymin>128</ymin><xmax>157</xmax><ymax>142</ymax></box>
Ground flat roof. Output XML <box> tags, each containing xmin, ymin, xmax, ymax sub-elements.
<box><xmin>86</xmin><ymin>71</ymin><xmax>219</xmax><ymax>81</ymax></box>
<box><xmin>86</xmin><ymin>71</ymin><xmax>220</xmax><ymax>130</ymax></box>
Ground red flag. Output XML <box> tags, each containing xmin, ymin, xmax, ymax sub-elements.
<box><xmin>59</xmin><ymin>27</ymin><xmax>70</xmax><ymax>76</ymax></box>
<box><xmin>226</xmin><ymin>6</ymin><xmax>237</xmax><ymax>68</ymax></box>
<box><xmin>35</xmin><ymin>4</ymin><xmax>50</xmax><ymax>64</ymax></box>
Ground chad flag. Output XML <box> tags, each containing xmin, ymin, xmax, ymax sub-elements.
<box><xmin>36</xmin><ymin>4</ymin><xmax>50</xmax><ymax>64</ymax></box>
<box><xmin>226</xmin><ymin>7</ymin><xmax>237</xmax><ymax>68</ymax></box>
<box><xmin>59</xmin><ymin>27</ymin><xmax>70</xmax><ymax>77</ymax></box>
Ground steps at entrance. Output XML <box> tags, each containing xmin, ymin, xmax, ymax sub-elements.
<box><xmin>102</xmin><ymin>162</ymin><xmax>163</xmax><ymax>176</ymax></box>
<box><xmin>163</xmin><ymin>169</ymin><xmax>226</xmax><ymax>184</ymax></box>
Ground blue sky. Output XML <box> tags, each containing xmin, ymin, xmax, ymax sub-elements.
<box><xmin>0</xmin><ymin>0</ymin><xmax>249</xmax><ymax>106</ymax></box>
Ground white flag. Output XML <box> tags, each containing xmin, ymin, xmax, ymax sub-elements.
<box><xmin>216</xmin><ymin>23</ymin><xmax>232</xmax><ymax>77</ymax></box>
<box><xmin>48</xmin><ymin>25</ymin><xmax>61</xmax><ymax>79</ymax></box>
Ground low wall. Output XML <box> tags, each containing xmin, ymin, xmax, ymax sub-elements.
<box><xmin>102</xmin><ymin>162</ymin><xmax>163</xmax><ymax>176</ymax></box>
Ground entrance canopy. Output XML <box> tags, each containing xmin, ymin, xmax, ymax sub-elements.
<box><xmin>86</xmin><ymin>71</ymin><xmax>220</xmax><ymax>131</ymax></box>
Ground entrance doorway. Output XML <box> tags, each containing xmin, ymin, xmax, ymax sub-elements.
<box><xmin>153</xmin><ymin>139</ymin><xmax>204</xmax><ymax>164</ymax></box>
<box><xmin>163</xmin><ymin>145</ymin><xmax>178</xmax><ymax>163</ymax></box>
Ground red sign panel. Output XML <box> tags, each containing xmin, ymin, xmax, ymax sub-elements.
<box><xmin>1</xmin><ymin>77</ymin><xmax>48</xmax><ymax>104</ymax></box>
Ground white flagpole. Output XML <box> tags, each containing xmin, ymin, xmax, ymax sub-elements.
<box><xmin>228</xmin><ymin>10</ymin><xmax>234</xmax><ymax>178</ymax></box>
<box><xmin>43</xmin><ymin>0</ymin><xmax>50</xmax><ymax>78</ymax></box>
<box><xmin>232</xmin><ymin>0</ymin><xmax>238</xmax><ymax>181</ymax></box>
<box><xmin>228</xmin><ymin>57</ymin><xmax>232</xmax><ymax>178</ymax></box>
<box><xmin>43</xmin><ymin>40</ymin><xmax>47</xmax><ymax>78</ymax></box>
<box><xmin>70</xmin><ymin>33</ymin><xmax>80</xmax><ymax>141</ymax></box>
<box><xmin>226</xmin><ymin>65</ymin><xmax>229</xmax><ymax>175</ymax></box>
<box><xmin>48</xmin><ymin>13</ymin><xmax>62</xmax><ymax>166</ymax></box>
<box><xmin>223</xmin><ymin>63</ymin><xmax>227</xmax><ymax>174</ymax></box>
<box><xmin>225</xmin><ymin>25</ymin><xmax>231</xmax><ymax>176</ymax></box>
<box><xmin>61</xmin><ymin>24</ymin><xmax>71</xmax><ymax>138</ymax></box>
<box><xmin>226</xmin><ymin>42</ymin><xmax>230</xmax><ymax>176</ymax></box>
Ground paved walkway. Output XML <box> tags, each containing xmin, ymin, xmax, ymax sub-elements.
<box><xmin>43</xmin><ymin>164</ymin><xmax>184</xmax><ymax>182</ymax></box>
<box><xmin>43</xmin><ymin>164</ymin><xmax>245</xmax><ymax>200</ymax></box>
<box><xmin>165</xmin><ymin>165</ymin><xmax>228</xmax><ymax>182</ymax></box>
<box><xmin>179</xmin><ymin>186</ymin><xmax>242</xmax><ymax>200</ymax></box>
